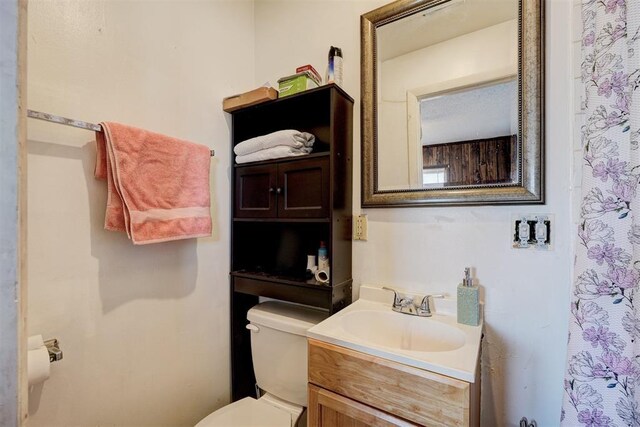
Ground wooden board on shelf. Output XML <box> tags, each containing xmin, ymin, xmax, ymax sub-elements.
<box><xmin>223</xmin><ymin>86</ymin><xmax>278</xmax><ymax>112</ymax></box>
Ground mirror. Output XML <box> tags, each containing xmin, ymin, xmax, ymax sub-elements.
<box><xmin>361</xmin><ymin>0</ymin><xmax>544</xmax><ymax>207</ymax></box>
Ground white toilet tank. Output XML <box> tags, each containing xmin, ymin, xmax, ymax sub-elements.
<box><xmin>247</xmin><ymin>301</ymin><xmax>328</xmax><ymax>407</ymax></box>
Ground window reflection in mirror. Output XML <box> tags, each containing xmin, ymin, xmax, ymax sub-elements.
<box><xmin>422</xmin><ymin>166</ymin><xmax>448</xmax><ymax>187</ymax></box>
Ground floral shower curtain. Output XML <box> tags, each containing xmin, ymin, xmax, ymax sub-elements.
<box><xmin>562</xmin><ymin>0</ymin><xmax>640</xmax><ymax>425</ymax></box>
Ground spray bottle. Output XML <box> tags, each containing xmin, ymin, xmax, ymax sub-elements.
<box><xmin>326</xmin><ymin>46</ymin><xmax>343</xmax><ymax>86</ymax></box>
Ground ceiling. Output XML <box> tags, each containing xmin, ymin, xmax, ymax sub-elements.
<box><xmin>420</xmin><ymin>79</ymin><xmax>518</xmax><ymax>145</ymax></box>
<box><xmin>377</xmin><ymin>0</ymin><xmax>518</xmax><ymax>61</ymax></box>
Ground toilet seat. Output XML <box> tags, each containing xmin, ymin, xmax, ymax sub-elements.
<box><xmin>195</xmin><ymin>396</ymin><xmax>297</xmax><ymax>427</ymax></box>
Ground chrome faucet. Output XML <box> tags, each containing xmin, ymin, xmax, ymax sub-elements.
<box><xmin>382</xmin><ymin>287</ymin><xmax>444</xmax><ymax>317</ymax></box>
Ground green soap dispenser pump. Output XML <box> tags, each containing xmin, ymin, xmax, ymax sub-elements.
<box><xmin>457</xmin><ymin>267</ymin><xmax>480</xmax><ymax>326</ymax></box>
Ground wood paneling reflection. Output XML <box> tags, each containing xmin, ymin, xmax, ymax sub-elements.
<box><xmin>422</xmin><ymin>135</ymin><xmax>517</xmax><ymax>186</ymax></box>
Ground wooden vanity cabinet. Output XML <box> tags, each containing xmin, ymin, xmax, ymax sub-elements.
<box><xmin>229</xmin><ymin>84</ymin><xmax>354</xmax><ymax>401</ymax></box>
<box><xmin>307</xmin><ymin>339</ymin><xmax>480</xmax><ymax>427</ymax></box>
<box><xmin>308</xmin><ymin>384</ymin><xmax>414</xmax><ymax>427</ymax></box>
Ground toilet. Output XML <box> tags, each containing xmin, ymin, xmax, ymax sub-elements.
<box><xmin>196</xmin><ymin>301</ymin><xmax>328</xmax><ymax>427</ymax></box>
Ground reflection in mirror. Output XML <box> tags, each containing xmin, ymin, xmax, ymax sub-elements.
<box><xmin>361</xmin><ymin>0</ymin><xmax>543</xmax><ymax>207</ymax></box>
<box><xmin>419</xmin><ymin>79</ymin><xmax>518</xmax><ymax>188</ymax></box>
<box><xmin>376</xmin><ymin>0</ymin><xmax>518</xmax><ymax>191</ymax></box>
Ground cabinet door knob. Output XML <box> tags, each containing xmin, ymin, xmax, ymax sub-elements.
<box><xmin>269</xmin><ymin>187</ymin><xmax>275</xmax><ymax>193</ymax></box>
<box><xmin>276</xmin><ymin>187</ymin><xmax>282</xmax><ymax>194</ymax></box>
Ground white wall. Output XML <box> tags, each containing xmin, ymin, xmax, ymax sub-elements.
<box><xmin>26</xmin><ymin>1</ymin><xmax>254</xmax><ymax>425</ymax></box>
<box><xmin>255</xmin><ymin>1</ymin><xmax>572</xmax><ymax>425</ymax></box>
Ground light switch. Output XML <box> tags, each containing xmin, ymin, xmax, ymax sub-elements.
<box><xmin>518</xmin><ymin>217</ymin><xmax>530</xmax><ymax>247</ymax></box>
<box><xmin>512</xmin><ymin>214</ymin><xmax>552</xmax><ymax>250</ymax></box>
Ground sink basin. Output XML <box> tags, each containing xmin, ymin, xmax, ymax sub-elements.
<box><xmin>340</xmin><ymin>310</ymin><xmax>466</xmax><ymax>352</ymax></box>
<box><xmin>306</xmin><ymin>286</ymin><xmax>483</xmax><ymax>382</ymax></box>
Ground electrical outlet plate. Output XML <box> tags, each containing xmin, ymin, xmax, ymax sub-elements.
<box><xmin>354</xmin><ymin>214</ymin><xmax>368</xmax><ymax>241</ymax></box>
<box><xmin>511</xmin><ymin>214</ymin><xmax>553</xmax><ymax>250</ymax></box>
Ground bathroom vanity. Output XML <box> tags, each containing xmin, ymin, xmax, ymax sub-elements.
<box><xmin>307</xmin><ymin>286</ymin><xmax>482</xmax><ymax>426</ymax></box>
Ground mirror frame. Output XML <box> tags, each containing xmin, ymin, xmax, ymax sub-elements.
<box><xmin>361</xmin><ymin>0</ymin><xmax>544</xmax><ymax>207</ymax></box>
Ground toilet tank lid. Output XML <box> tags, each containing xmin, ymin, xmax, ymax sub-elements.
<box><xmin>247</xmin><ymin>301</ymin><xmax>329</xmax><ymax>336</ymax></box>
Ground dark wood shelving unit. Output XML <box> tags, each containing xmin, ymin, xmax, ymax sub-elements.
<box><xmin>229</xmin><ymin>84</ymin><xmax>354</xmax><ymax>401</ymax></box>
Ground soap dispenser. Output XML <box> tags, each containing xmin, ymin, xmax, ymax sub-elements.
<box><xmin>457</xmin><ymin>267</ymin><xmax>480</xmax><ymax>326</ymax></box>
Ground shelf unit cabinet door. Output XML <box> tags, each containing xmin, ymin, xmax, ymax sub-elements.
<box><xmin>278</xmin><ymin>157</ymin><xmax>330</xmax><ymax>218</ymax></box>
<box><xmin>235</xmin><ymin>164</ymin><xmax>277</xmax><ymax>218</ymax></box>
<box><xmin>308</xmin><ymin>384</ymin><xmax>415</xmax><ymax>427</ymax></box>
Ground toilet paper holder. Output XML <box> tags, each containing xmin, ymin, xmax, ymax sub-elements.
<box><xmin>44</xmin><ymin>338</ymin><xmax>63</xmax><ymax>362</ymax></box>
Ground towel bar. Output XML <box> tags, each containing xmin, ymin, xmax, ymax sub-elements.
<box><xmin>27</xmin><ymin>109</ymin><xmax>215</xmax><ymax>157</ymax></box>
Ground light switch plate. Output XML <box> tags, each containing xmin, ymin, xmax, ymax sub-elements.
<box><xmin>511</xmin><ymin>214</ymin><xmax>553</xmax><ymax>250</ymax></box>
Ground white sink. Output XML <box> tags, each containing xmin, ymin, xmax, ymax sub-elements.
<box><xmin>307</xmin><ymin>285</ymin><xmax>483</xmax><ymax>382</ymax></box>
<box><xmin>341</xmin><ymin>309</ymin><xmax>466</xmax><ymax>352</ymax></box>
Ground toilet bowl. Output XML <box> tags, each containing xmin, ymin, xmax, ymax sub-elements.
<box><xmin>195</xmin><ymin>394</ymin><xmax>301</xmax><ymax>427</ymax></box>
<box><xmin>195</xmin><ymin>301</ymin><xmax>328</xmax><ymax>427</ymax></box>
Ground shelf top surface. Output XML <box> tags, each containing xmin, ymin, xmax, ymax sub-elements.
<box><xmin>231</xmin><ymin>270</ymin><xmax>333</xmax><ymax>290</ymax></box>
<box><xmin>233</xmin><ymin>151</ymin><xmax>330</xmax><ymax>168</ymax></box>
<box><xmin>229</xmin><ymin>83</ymin><xmax>354</xmax><ymax>115</ymax></box>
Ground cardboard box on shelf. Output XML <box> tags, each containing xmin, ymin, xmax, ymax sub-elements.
<box><xmin>295</xmin><ymin>64</ymin><xmax>323</xmax><ymax>85</ymax></box>
<box><xmin>223</xmin><ymin>87</ymin><xmax>278</xmax><ymax>112</ymax></box>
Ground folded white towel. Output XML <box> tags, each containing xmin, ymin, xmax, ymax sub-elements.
<box><xmin>235</xmin><ymin>145</ymin><xmax>312</xmax><ymax>164</ymax></box>
<box><xmin>234</xmin><ymin>130</ymin><xmax>315</xmax><ymax>156</ymax></box>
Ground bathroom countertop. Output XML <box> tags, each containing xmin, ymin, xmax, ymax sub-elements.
<box><xmin>306</xmin><ymin>285</ymin><xmax>483</xmax><ymax>382</ymax></box>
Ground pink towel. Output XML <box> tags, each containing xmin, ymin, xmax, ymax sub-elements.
<box><xmin>94</xmin><ymin>122</ymin><xmax>212</xmax><ymax>244</ymax></box>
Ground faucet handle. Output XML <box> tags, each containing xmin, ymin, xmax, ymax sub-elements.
<box><xmin>420</xmin><ymin>294</ymin><xmax>445</xmax><ymax>306</ymax></box>
<box><xmin>418</xmin><ymin>294</ymin><xmax>445</xmax><ymax>316</ymax></box>
<box><xmin>382</xmin><ymin>286</ymin><xmax>415</xmax><ymax>309</ymax></box>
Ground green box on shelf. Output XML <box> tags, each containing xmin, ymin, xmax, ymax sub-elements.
<box><xmin>277</xmin><ymin>71</ymin><xmax>320</xmax><ymax>98</ymax></box>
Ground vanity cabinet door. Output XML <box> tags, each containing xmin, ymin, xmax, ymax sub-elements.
<box><xmin>308</xmin><ymin>384</ymin><xmax>415</xmax><ymax>427</ymax></box>
<box><xmin>277</xmin><ymin>156</ymin><xmax>330</xmax><ymax>219</ymax></box>
<box><xmin>234</xmin><ymin>164</ymin><xmax>277</xmax><ymax>218</ymax></box>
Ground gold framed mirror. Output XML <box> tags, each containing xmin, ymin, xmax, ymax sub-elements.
<box><xmin>361</xmin><ymin>0</ymin><xmax>544</xmax><ymax>207</ymax></box>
